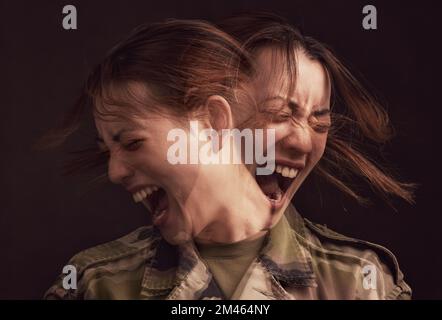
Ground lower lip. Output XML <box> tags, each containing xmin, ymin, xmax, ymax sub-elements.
<box><xmin>269</xmin><ymin>193</ymin><xmax>287</xmax><ymax>211</ymax></box>
<box><xmin>268</xmin><ymin>175</ymin><xmax>299</xmax><ymax>211</ymax></box>
<box><xmin>152</xmin><ymin>209</ymin><xmax>168</xmax><ymax>227</ymax></box>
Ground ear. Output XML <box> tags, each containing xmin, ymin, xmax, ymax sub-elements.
<box><xmin>204</xmin><ymin>95</ymin><xmax>233</xmax><ymax>132</ymax></box>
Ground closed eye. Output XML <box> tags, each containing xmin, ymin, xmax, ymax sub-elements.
<box><xmin>123</xmin><ymin>139</ymin><xmax>144</xmax><ymax>151</ymax></box>
<box><xmin>313</xmin><ymin>123</ymin><xmax>331</xmax><ymax>133</ymax></box>
<box><xmin>312</xmin><ymin>108</ymin><xmax>331</xmax><ymax>117</ymax></box>
<box><xmin>310</xmin><ymin>108</ymin><xmax>331</xmax><ymax>133</ymax></box>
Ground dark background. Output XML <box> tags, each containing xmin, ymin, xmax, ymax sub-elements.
<box><xmin>1</xmin><ymin>0</ymin><xmax>441</xmax><ymax>299</ymax></box>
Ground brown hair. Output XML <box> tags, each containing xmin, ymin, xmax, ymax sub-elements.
<box><xmin>35</xmin><ymin>19</ymin><xmax>254</xmax><ymax>176</ymax></box>
<box><xmin>219</xmin><ymin>12</ymin><xmax>416</xmax><ymax>205</ymax></box>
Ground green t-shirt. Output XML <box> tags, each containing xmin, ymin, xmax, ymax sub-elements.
<box><xmin>195</xmin><ymin>234</ymin><xmax>266</xmax><ymax>299</ymax></box>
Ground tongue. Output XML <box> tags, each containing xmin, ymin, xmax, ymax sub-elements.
<box><xmin>255</xmin><ymin>173</ymin><xmax>282</xmax><ymax>198</ymax></box>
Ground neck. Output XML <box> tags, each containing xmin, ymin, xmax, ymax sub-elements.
<box><xmin>192</xmin><ymin>165</ymin><xmax>272</xmax><ymax>245</ymax></box>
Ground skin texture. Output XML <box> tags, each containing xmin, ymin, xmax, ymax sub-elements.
<box><xmin>94</xmin><ymin>91</ymin><xmax>272</xmax><ymax>246</ymax></box>
<box><xmin>249</xmin><ymin>47</ymin><xmax>332</xmax><ymax>224</ymax></box>
<box><xmin>94</xmin><ymin>48</ymin><xmax>331</xmax><ymax>246</ymax></box>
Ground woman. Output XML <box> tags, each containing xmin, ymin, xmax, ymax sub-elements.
<box><xmin>218</xmin><ymin>12</ymin><xmax>415</xmax><ymax>299</ymax></box>
<box><xmin>42</xmin><ymin>19</ymin><xmax>277</xmax><ymax>299</ymax></box>
<box><xmin>42</xmin><ymin>15</ymin><xmax>413</xmax><ymax>300</ymax></box>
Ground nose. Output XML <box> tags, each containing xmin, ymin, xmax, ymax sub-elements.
<box><xmin>107</xmin><ymin>152</ymin><xmax>134</xmax><ymax>185</ymax></box>
<box><xmin>280</xmin><ymin>122</ymin><xmax>313</xmax><ymax>156</ymax></box>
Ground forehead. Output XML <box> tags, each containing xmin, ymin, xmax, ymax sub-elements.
<box><xmin>93</xmin><ymin>81</ymin><xmax>150</xmax><ymax>117</ymax></box>
<box><xmin>93</xmin><ymin>81</ymin><xmax>165</xmax><ymax>137</ymax></box>
<box><xmin>94</xmin><ymin>115</ymin><xmax>145</xmax><ymax>140</ymax></box>
<box><xmin>252</xmin><ymin>47</ymin><xmax>331</xmax><ymax>106</ymax></box>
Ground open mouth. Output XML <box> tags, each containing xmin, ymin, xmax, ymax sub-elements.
<box><xmin>255</xmin><ymin>164</ymin><xmax>300</xmax><ymax>210</ymax></box>
<box><xmin>132</xmin><ymin>186</ymin><xmax>169</xmax><ymax>226</ymax></box>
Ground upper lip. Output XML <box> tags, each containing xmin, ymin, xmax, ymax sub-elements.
<box><xmin>125</xmin><ymin>184</ymin><xmax>155</xmax><ymax>194</ymax></box>
<box><xmin>274</xmin><ymin>159</ymin><xmax>305</xmax><ymax>171</ymax></box>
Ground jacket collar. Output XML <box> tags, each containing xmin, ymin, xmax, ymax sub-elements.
<box><xmin>259</xmin><ymin>204</ymin><xmax>316</xmax><ymax>287</ymax></box>
<box><xmin>140</xmin><ymin>204</ymin><xmax>316</xmax><ymax>299</ymax></box>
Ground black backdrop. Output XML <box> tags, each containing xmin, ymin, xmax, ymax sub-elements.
<box><xmin>1</xmin><ymin>0</ymin><xmax>441</xmax><ymax>299</ymax></box>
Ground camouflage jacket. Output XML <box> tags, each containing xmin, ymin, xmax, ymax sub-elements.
<box><xmin>44</xmin><ymin>205</ymin><xmax>411</xmax><ymax>300</ymax></box>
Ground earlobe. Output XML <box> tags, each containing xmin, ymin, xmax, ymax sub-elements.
<box><xmin>205</xmin><ymin>95</ymin><xmax>233</xmax><ymax>132</ymax></box>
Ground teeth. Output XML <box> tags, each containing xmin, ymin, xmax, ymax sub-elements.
<box><xmin>289</xmin><ymin>168</ymin><xmax>298</xmax><ymax>178</ymax></box>
<box><xmin>132</xmin><ymin>192</ymin><xmax>142</xmax><ymax>203</ymax></box>
<box><xmin>132</xmin><ymin>186</ymin><xmax>159</xmax><ymax>203</ymax></box>
<box><xmin>275</xmin><ymin>165</ymin><xmax>299</xmax><ymax>179</ymax></box>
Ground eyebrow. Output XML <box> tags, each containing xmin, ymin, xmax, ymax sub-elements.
<box><xmin>262</xmin><ymin>95</ymin><xmax>331</xmax><ymax>116</ymax></box>
<box><xmin>95</xmin><ymin>128</ymin><xmax>136</xmax><ymax>144</ymax></box>
<box><xmin>261</xmin><ymin>96</ymin><xmax>298</xmax><ymax>107</ymax></box>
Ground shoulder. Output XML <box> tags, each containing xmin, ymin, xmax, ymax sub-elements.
<box><xmin>301</xmin><ymin>218</ymin><xmax>412</xmax><ymax>299</ymax></box>
<box><xmin>44</xmin><ymin>225</ymin><xmax>159</xmax><ymax>299</ymax></box>
<box><xmin>68</xmin><ymin>225</ymin><xmax>158</xmax><ymax>269</ymax></box>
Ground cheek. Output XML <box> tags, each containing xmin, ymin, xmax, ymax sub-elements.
<box><xmin>134</xmin><ymin>145</ymin><xmax>201</xmax><ymax>190</ymax></box>
<box><xmin>132</xmin><ymin>145</ymin><xmax>170</xmax><ymax>177</ymax></box>
<box><xmin>310</xmin><ymin>134</ymin><xmax>328</xmax><ymax>164</ymax></box>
